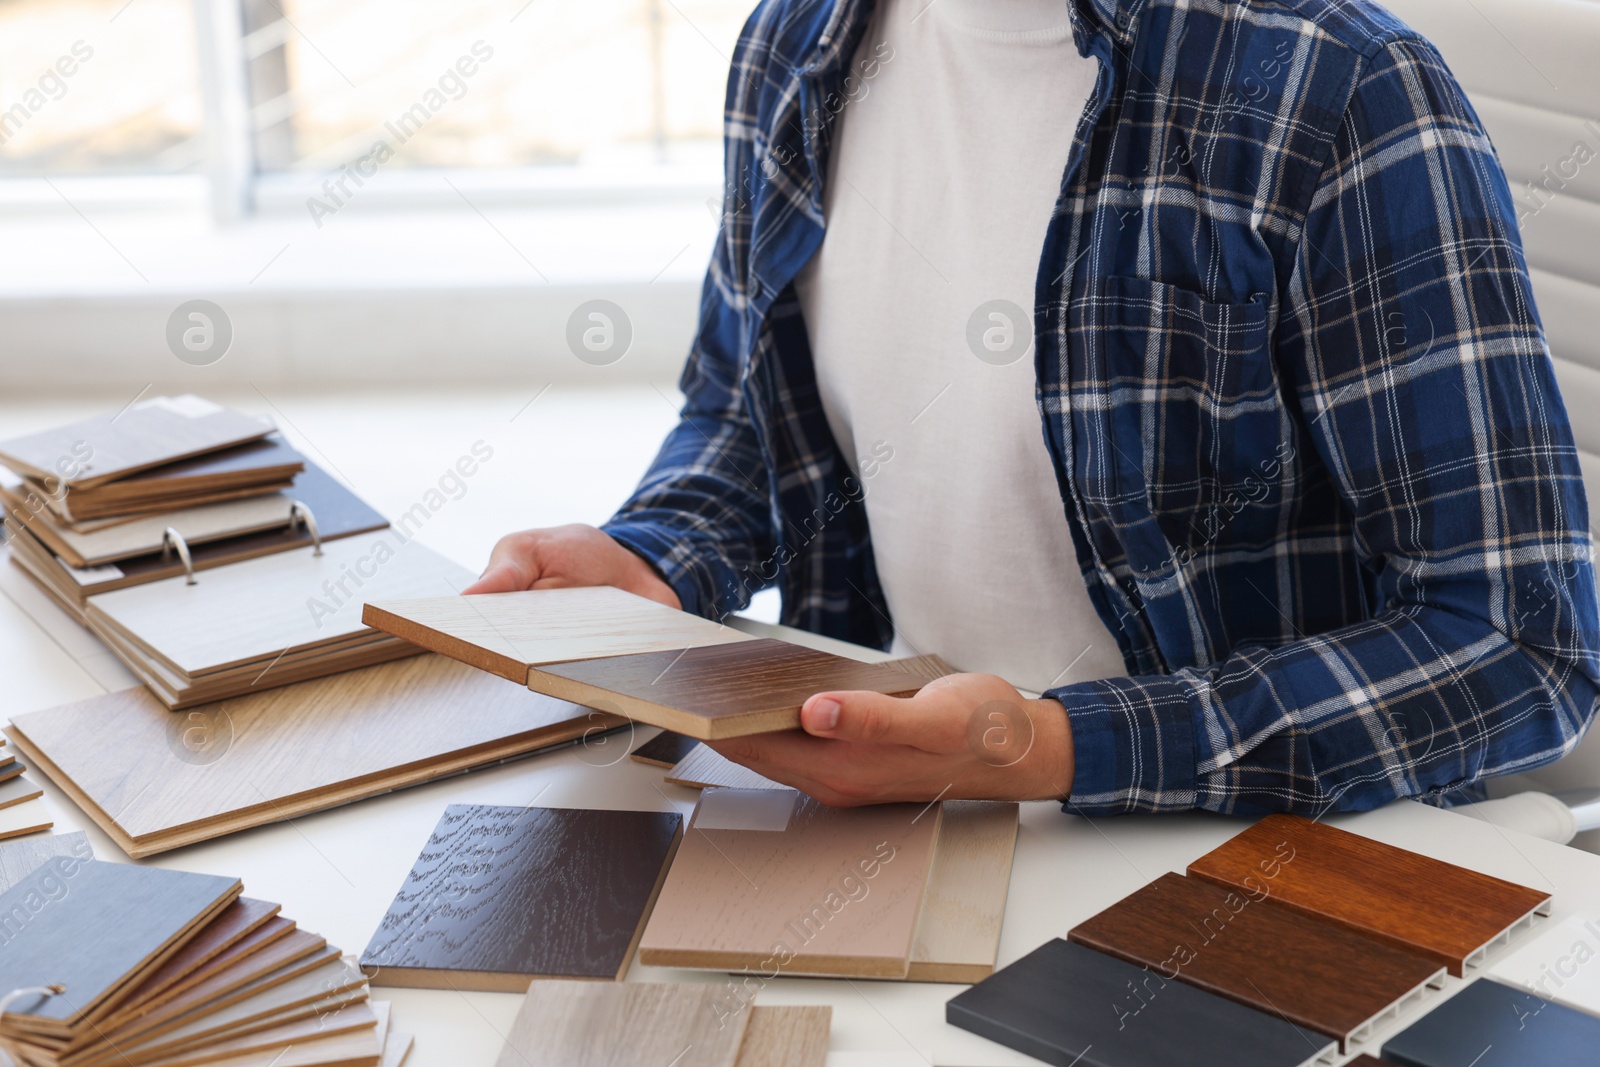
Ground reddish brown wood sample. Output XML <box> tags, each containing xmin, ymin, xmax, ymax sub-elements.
<box><xmin>1067</xmin><ymin>873</ymin><xmax>1444</xmax><ymax>1050</ymax></box>
<box><xmin>1187</xmin><ymin>814</ymin><xmax>1551</xmax><ymax>977</ymax></box>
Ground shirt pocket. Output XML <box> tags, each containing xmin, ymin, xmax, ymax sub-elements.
<box><xmin>1073</xmin><ymin>275</ymin><xmax>1285</xmax><ymax>550</ymax></box>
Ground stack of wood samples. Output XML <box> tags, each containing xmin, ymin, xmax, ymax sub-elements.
<box><xmin>946</xmin><ymin>938</ymin><xmax>1337</xmax><ymax>1067</ymax></box>
<box><xmin>0</xmin><ymin>856</ymin><xmax>395</xmax><ymax>1067</ymax></box>
<box><xmin>5</xmin><ymin>655</ymin><xmax>625</xmax><ymax>857</ymax></box>
<box><xmin>1067</xmin><ymin>872</ymin><xmax>1446</xmax><ymax>1051</ymax></box>
<box><xmin>636</xmin><ymin>788</ymin><xmax>1018</xmax><ymax>982</ymax></box>
<box><xmin>0</xmin><ymin>740</ymin><xmax>51</xmax><ymax>843</ymax></box>
<box><xmin>1187</xmin><ymin>814</ymin><xmax>1553</xmax><ymax>975</ymax></box>
<box><xmin>492</xmin><ymin>981</ymin><xmax>829</xmax><ymax>1067</ymax></box>
<box><xmin>365</xmin><ymin>589</ymin><xmax>943</xmax><ymax>738</ymax></box>
<box><xmin>360</xmin><ymin>804</ymin><xmax>683</xmax><ymax>990</ymax></box>
<box><xmin>1379</xmin><ymin>977</ymin><xmax>1600</xmax><ymax>1066</ymax></box>
<box><xmin>0</xmin><ymin>831</ymin><xmax>90</xmax><ymax>893</ymax></box>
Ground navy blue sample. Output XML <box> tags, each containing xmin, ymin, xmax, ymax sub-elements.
<box><xmin>1382</xmin><ymin>978</ymin><xmax>1600</xmax><ymax>1067</ymax></box>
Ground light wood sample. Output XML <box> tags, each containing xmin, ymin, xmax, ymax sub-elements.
<box><xmin>638</xmin><ymin>789</ymin><xmax>942</xmax><ymax>977</ymax></box>
<box><xmin>733</xmin><ymin>1006</ymin><xmax>830</xmax><ymax>1067</ymax></box>
<box><xmin>87</xmin><ymin>537</ymin><xmax>472</xmax><ymax>679</ymax></box>
<box><xmin>6</xmin><ymin>655</ymin><xmax>623</xmax><ymax>857</ymax></box>
<box><xmin>0</xmin><ymin>830</ymin><xmax>90</xmax><ymax>893</ymax></box>
<box><xmin>0</xmin><ymin>396</ymin><xmax>271</xmax><ymax>489</ymax></box>
<box><xmin>906</xmin><ymin>801</ymin><xmax>1019</xmax><ymax>983</ymax></box>
<box><xmin>360</xmin><ymin>804</ymin><xmax>683</xmax><ymax>990</ymax></box>
<box><xmin>1188</xmin><ymin>813</ymin><xmax>1553</xmax><ymax>976</ymax></box>
<box><xmin>530</xmin><ymin>639</ymin><xmax>926</xmax><ymax>739</ymax></box>
<box><xmin>493</xmin><ymin>981</ymin><xmax>751</xmax><ymax>1067</ymax></box>
<box><xmin>363</xmin><ymin>586</ymin><xmax>754</xmax><ymax>683</ymax></box>
<box><xmin>0</xmin><ymin>798</ymin><xmax>52</xmax><ymax>841</ymax></box>
<box><xmin>0</xmin><ymin>774</ymin><xmax>43</xmax><ymax>810</ymax></box>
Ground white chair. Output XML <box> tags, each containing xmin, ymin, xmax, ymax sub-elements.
<box><xmin>1379</xmin><ymin>0</ymin><xmax>1600</xmax><ymax>847</ymax></box>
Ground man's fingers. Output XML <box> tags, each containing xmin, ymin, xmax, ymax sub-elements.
<box><xmin>801</xmin><ymin>690</ymin><xmax>927</xmax><ymax>745</ymax></box>
<box><xmin>462</xmin><ymin>560</ymin><xmax>532</xmax><ymax>595</ymax></box>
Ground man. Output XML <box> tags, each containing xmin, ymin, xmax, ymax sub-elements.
<box><xmin>467</xmin><ymin>0</ymin><xmax>1599</xmax><ymax>817</ymax></box>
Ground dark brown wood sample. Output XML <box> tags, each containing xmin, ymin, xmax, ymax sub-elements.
<box><xmin>360</xmin><ymin>804</ymin><xmax>683</xmax><ymax>990</ymax></box>
<box><xmin>530</xmin><ymin>638</ymin><xmax>926</xmax><ymax>739</ymax></box>
<box><xmin>1188</xmin><ymin>814</ymin><xmax>1552</xmax><ymax>976</ymax></box>
<box><xmin>0</xmin><ymin>859</ymin><xmax>241</xmax><ymax>1038</ymax></box>
<box><xmin>1068</xmin><ymin>873</ymin><xmax>1445</xmax><ymax>1050</ymax></box>
<box><xmin>630</xmin><ymin>729</ymin><xmax>699</xmax><ymax>768</ymax></box>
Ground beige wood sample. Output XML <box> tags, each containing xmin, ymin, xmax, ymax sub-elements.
<box><xmin>6</xmin><ymin>654</ymin><xmax>622</xmax><ymax>857</ymax></box>
<box><xmin>378</xmin><ymin>1028</ymin><xmax>412</xmax><ymax>1067</ymax></box>
<box><xmin>363</xmin><ymin>586</ymin><xmax>754</xmax><ymax>683</ymax></box>
<box><xmin>0</xmin><ymin>774</ymin><xmax>44</xmax><ymax>811</ymax></box>
<box><xmin>87</xmin><ymin>538</ymin><xmax>473</xmax><ymax>679</ymax></box>
<box><xmin>0</xmin><ymin>798</ymin><xmax>52</xmax><ymax>841</ymax></box>
<box><xmin>638</xmin><ymin>789</ymin><xmax>942</xmax><ymax>977</ymax></box>
<box><xmin>733</xmin><ymin>1006</ymin><xmax>831</xmax><ymax>1067</ymax></box>
<box><xmin>530</xmin><ymin>639</ymin><xmax>927</xmax><ymax>740</ymax></box>
<box><xmin>665</xmin><ymin>745</ymin><xmax>784</xmax><ymax>791</ymax></box>
<box><xmin>493</xmin><ymin>981</ymin><xmax>751</xmax><ymax>1067</ymax></box>
<box><xmin>121</xmin><ymin>1000</ymin><xmax>377</xmax><ymax>1067</ymax></box>
<box><xmin>906</xmin><ymin>801</ymin><xmax>1020</xmax><ymax>983</ymax></box>
<box><xmin>0</xmin><ymin>396</ymin><xmax>272</xmax><ymax>489</ymax></box>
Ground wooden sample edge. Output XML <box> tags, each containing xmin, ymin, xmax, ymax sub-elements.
<box><xmin>361</xmin><ymin>602</ymin><xmax>528</xmax><ymax>684</ymax></box>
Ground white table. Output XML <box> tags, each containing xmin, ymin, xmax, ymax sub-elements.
<box><xmin>4</xmin><ymin>583</ymin><xmax>1599</xmax><ymax>1067</ymax></box>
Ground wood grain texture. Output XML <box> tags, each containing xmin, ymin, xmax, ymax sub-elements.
<box><xmin>0</xmin><ymin>831</ymin><xmax>91</xmax><ymax>893</ymax></box>
<box><xmin>0</xmin><ymin>799</ymin><xmax>53</xmax><ymax>841</ymax></box>
<box><xmin>945</xmin><ymin>938</ymin><xmax>1336</xmax><ymax>1067</ymax></box>
<box><xmin>1380</xmin><ymin>978</ymin><xmax>1600</xmax><ymax>1067</ymax></box>
<box><xmin>1188</xmin><ymin>814</ymin><xmax>1553</xmax><ymax>976</ymax></box>
<box><xmin>530</xmin><ymin>639</ymin><xmax>926</xmax><ymax>739</ymax></box>
<box><xmin>362</xmin><ymin>586</ymin><xmax>753</xmax><ymax>684</ymax></box>
<box><xmin>0</xmin><ymin>860</ymin><xmax>240</xmax><ymax>1036</ymax></box>
<box><xmin>0</xmin><ymin>396</ymin><xmax>271</xmax><ymax>489</ymax></box>
<box><xmin>733</xmin><ymin>1006</ymin><xmax>830</xmax><ymax>1067</ymax></box>
<box><xmin>629</xmin><ymin>730</ymin><xmax>698</xmax><ymax>769</ymax></box>
<box><xmin>87</xmin><ymin>538</ymin><xmax>472</xmax><ymax>679</ymax></box>
<box><xmin>906</xmin><ymin>801</ymin><xmax>1018</xmax><ymax>983</ymax></box>
<box><xmin>492</xmin><ymin>981</ymin><xmax>751</xmax><ymax>1067</ymax></box>
<box><xmin>360</xmin><ymin>804</ymin><xmax>683</xmax><ymax>990</ymax></box>
<box><xmin>6</xmin><ymin>654</ymin><xmax>620</xmax><ymax>857</ymax></box>
<box><xmin>1068</xmin><ymin>872</ymin><xmax>1445</xmax><ymax>1049</ymax></box>
<box><xmin>665</xmin><ymin>745</ymin><xmax>784</xmax><ymax>791</ymax></box>
<box><xmin>638</xmin><ymin>789</ymin><xmax>941</xmax><ymax>978</ymax></box>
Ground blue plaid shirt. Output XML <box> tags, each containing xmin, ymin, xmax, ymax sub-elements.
<box><xmin>604</xmin><ymin>0</ymin><xmax>1600</xmax><ymax>816</ymax></box>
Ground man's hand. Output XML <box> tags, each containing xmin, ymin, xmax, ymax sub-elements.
<box><xmin>461</xmin><ymin>524</ymin><xmax>681</xmax><ymax>607</ymax></box>
<box><xmin>706</xmin><ymin>672</ymin><xmax>1074</xmax><ymax>805</ymax></box>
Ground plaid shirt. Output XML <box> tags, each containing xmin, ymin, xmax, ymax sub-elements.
<box><xmin>604</xmin><ymin>0</ymin><xmax>1600</xmax><ymax>816</ymax></box>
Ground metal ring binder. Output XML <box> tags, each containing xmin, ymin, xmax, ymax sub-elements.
<box><xmin>161</xmin><ymin>527</ymin><xmax>197</xmax><ymax>585</ymax></box>
<box><xmin>0</xmin><ymin>984</ymin><xmax>65</xmax><ymax>1015</ymax></box>
<box><xmin>289</xmin><ymin>500</ymin><xmax>323</xmax><ymax>557</ymax></box>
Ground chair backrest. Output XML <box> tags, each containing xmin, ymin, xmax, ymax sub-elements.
<box><xmin>1377</xmin><ymin>0</ymin><xmax>1600</xmax><ymax>819</ymax></box>
<box><xmin>1380</xmin><ymin>0</ymin><xmax>1600</xmax><ymax>500</ymax></box>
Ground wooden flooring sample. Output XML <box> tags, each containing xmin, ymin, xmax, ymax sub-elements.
<box><xmin>6</xmin><ymin>654</ymin><xmax>621</xmax><ymax>857</ymax></box>
<box><xmin>0</xmin><ymin>859</ymin><xmax>240</xmax><ymax>1037</ymax></box>
<box><xmin>907</xmin><ymin>801</ymin><xmax>1018</xmax><ymax>983</ymax></box>
<box><xmin>629</xmin><ymin>729</ymin><xmax>698</xmax><ymax>768</ymax></box>
<box><xmin>360</xmin><ymin>804</ymin><xmax>682</xmax><ymax>990</ymax></box>
<box><xmin>665</xmin><ymin>744</ymin><xmax>784</xmax><ymax>791</ymax></box>
<box><xmin>0</xmin><ymin>798</ymin><xmax>53</xmax><ymax>841</ymax></box>
<box><xmin>530</xmin><ymin>639</ymin><xmax>926</xmax><ymax>739</ymax></box>
<box><xmin>945</xmin><ymin>938</ymin><xmax>1335</xmax><ymax>1067</ymax></box>
<box><xmin>1381</xmin><ymin>978</ymin><xmax>1600</xmax><ymax>1066</ymax></box>
<box><xmin>0</xmin><ymin>829</ymin><xmax>90</xmax><ymax>893</ymax></box>
<box><xmin>1068</xmin><ymin>872</ymin><xmax>1445</xmax><ymax>1050</ymax></box>
<box><xmin>638</xmin><ymin>788</ymin><xmax>941</xmax><ymax>977</ymax></box>
<box><xmin>1188</xmin><ymin>814</ymin><xmax>1552</xmax><ymax>976</ymax></box>
<box><xmin>87</xmin><ymin>538</ymin><xmax>472</xmax><ymax>679</ymax></box>
<box><xmin>115</xmin><ymin>898</ymin><xmax>284</xmax><ymax>1017</ymax></box>
<box><xmin>0</xmin><ymin>395</ymin><xmax>271</xmax><ymax>489</ymax></box>
<box><xmin>493</xmin><ymin>981</ymin><xmax>751</xmax><ymax>1067</ymax></box>
<box><xmin>733</xmin><ymin>1006</ymin><xmax>830</xmax><ymax>1067</ymax></box>
<box><xmin>0</xmin><ymin>773</ymin><xmax>43</xmax><ymax>810</ymax></box>
<box><xmin>363</xmin><ymin>586</ymin><xmax>753</xmax><ymax>684</ymax></box>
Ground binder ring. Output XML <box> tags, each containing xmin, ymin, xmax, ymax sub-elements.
<box><xmin>289</xmin><ymin>500</ymin><xmax>323</xmax><ymax>557</ymax></box>
<box><xmin>0</xmin><ymin>984</ymin><xmax>64</xmax><ymax>1015</ymax></box>
<box><xmin>161</xmin><ymin>527</ymin><xmax>197</xmax><ymax>585</ymax></box>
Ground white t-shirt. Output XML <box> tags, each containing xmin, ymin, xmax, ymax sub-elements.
<box><xmin>795</xmin><ymin>0</ymin><xmax>1127</xmax><ymax>694</ymax></box>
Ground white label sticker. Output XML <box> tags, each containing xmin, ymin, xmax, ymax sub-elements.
<box><xmin>132</xmin><ymin>395</ymin><xmax>224</xmax><ymax>419</ymax></box>
<box><xmin>693</xmin><ymin>787</ymin><xmax>796</xmax><ymax>832</ymax></box>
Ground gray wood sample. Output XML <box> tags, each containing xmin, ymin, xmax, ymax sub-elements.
<box><xmin>946</xmin><ymin>938</ymin><xmax>1335</xmax><ymax>1067</ymax></box>
<box><xmin>361</xmin><ymin>804</ymin><xmax>683</xmax><ymax>990</ymax></box>
<box><xmin>0</xmin><ymin>830</ymin><xmax>91</xmax><ymax>893</ymax></box>
<box><xmin>493</xmin><ymin>981</ymin><xmax>751</xmax><ymax>1067</ymax></box>
<box><xmin>1381</xmin><ymin>978</ymin><xmax>1600</xmax><ymax>1066</ymax></box>
<box><xmin>0</xmin><ymin>859</ymin><xmax>240</xmax><ymax>1035</ymax></box>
